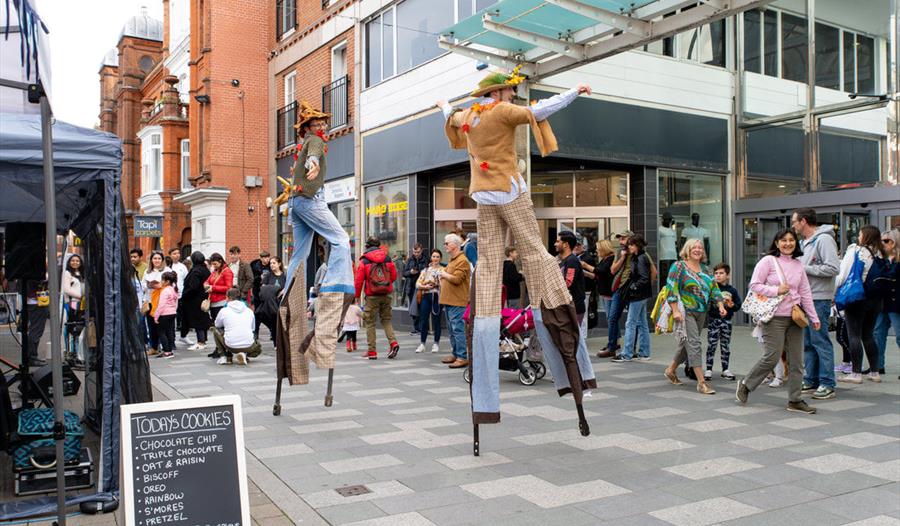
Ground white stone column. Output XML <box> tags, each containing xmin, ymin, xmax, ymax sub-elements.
<box><xmin>173</xmin><ymin>187</ymin><xmax>231</xmax><ymax>257</ymax></box>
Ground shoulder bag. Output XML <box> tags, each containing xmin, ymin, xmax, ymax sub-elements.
<box><xmin>740</xmin><ymin>256</ymin><xmax>786</xmax><ymax>324</ymax></box>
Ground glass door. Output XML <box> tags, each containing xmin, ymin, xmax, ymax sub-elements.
<box><xmin>741</xmin><ymin>216</ymin><xmax>787</xmax><ymax>298</ymax></box>
<box><xmin>840</xmin><ymin>211</ymin><xmax>871</xmax><ymax>252</ymax></box>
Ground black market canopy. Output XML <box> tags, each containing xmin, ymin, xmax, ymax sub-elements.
<box><xmin>440</xmin><ymin>0</ymin><xmax>772</xmax><ymax>79</ymax></box>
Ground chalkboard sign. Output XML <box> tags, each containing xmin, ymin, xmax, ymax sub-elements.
<box><xmin>120</xmin><ymin>395</ymin><xmax>250</xmax><ymax>526</ymax></box>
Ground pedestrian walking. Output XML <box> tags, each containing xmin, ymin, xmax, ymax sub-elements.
<box><xmin>153</xmin><ymin>271</ymin><xmax>179</xmax><ymax>358</ymax></box>
<box><xmin>415</xmin><ymin>249</ymin><xmax>445</xmax><ymax>354</ymax></box>
<box><xmin>735</xmin><ymin>228</ymin><xmax>820</xmax><ymax>414</ymax></box>
<box><xmin>181</xmin><ymin>251</ymin><xmax>211</xmax><ymax>351</ymax></box>
<box><xmin>612</xmin><ymin>234</ymin><xmax>653</xmax><ymax>362</ymax></box>
<box><xmin>585</xmin><ymin>239</ymin><xmax>615</xmax><ymax>342</ymax></box>
<box><xmin>792</xmin><ymin>208</ymin><xmax>840</xmax><ymax>400</ymax></box>
<box><xmin>342</xmin><ymin>301</ymin><xmax>362</xmax><ymax>352</ymax></box>
<box><xmin>663</xmin><ymin>238</ymin><xmax>727</xmax><ymax>395</ymax></box>
<box><xmin>502</xmin><ymin>247</ymin><xmax>524</xmax><ymax>309</ymax></box>
<box><xmin>873</xmin><ymin>229</ymin><xmax>899</xmax><ymax>377</ymax></box>
<box><xmin>355</xmin><ymin>237</ymin><xmax>399</xmax><ymax>359</ymax></box>
<box><xmin>835</xmin><ymin>225</ymin><xmax>888</xmax><ymax>384</ymax></box>
<box><xmin>704</xmin><ymin>263</ymin><xmax>741</xmax><ymax>380</ymax></box>
<box><xmin>228</xmin><ymin>246</ymin><xmax>254</xmax><ymax>304</ymax></box>
<box><xmin>205</xmin><ymin>253</ymin><xmax>233</xmax><ymax>357</ymax></box>
<box><xmin>439</xmin><ymin>234</ymin><xmax>470</xmax><ymax>368</ymax></box>
<box><xmin>601</xmin><ymin>230</ymin><xmax>633</xmax><ymax>358</ymax></box>
<box><xmin>255</xmin><ymin>256</ymin><xmax>286</xmax><ymax>341</ymax></box>
<box><xmin>403</xmin><ymin>244</ymin><xmax>428</xmax><ymax>333</ymax></box>
<box><xmin>143</xmin><ymin>251</ymin><xmax>171</xmax><ymax>356</ymax></box>
<box><xmin>62</xmin><ymin>254</ymin><xmax>86</xmax><ymax>366</ymax></box>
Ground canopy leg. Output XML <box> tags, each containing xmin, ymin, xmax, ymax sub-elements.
<box><xmin>324</xmin><ymin>368</ymin><xmax>334</xmax><ymax>407</ymax></box>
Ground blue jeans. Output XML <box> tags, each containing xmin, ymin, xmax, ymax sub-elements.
<box><xmin>445</xmin><ymin>305</ymin><xmax>466</xmax><ymax>360</ymax></box>
<box><xmin>620</xmin><ymin>299</ymin><xmax>651</xmax><ymax>359</ymax></box>
<box><xmin>418</xmin><ymin>293</ymin><xmax>442</xmax><ymax>344</ymax></box>
<box><xmin>803</xmin><ymin>299</ymin><xmax>836</xmax><ymax>389</ymax></box>
<box><xmin>606</xmin><ymin>290</ymin><xmax>624</xmax><ymax>350</ymax></box>
<box><xmin>286</xmin><ymin>192</ymin><xmax>354</xmax><ymax>294</ymax></box>
<box><xmin>874</xmin><ymin>311</ymin><xmax>900</xmax><ymax>370</ymax></box>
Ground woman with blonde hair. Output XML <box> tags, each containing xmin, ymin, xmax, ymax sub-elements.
<box><xmin>663</xmin><ymin>238</ymin><xmax>727</xmax><ymax>394</ymax></box>
<box><xmin>873</xmin><ymin>228</ymin><xmax>899</xmax><ymax>377</ymax></box>
<box><xmin>581</xmin><ymin>240</ymin><xmax>616</xmax><ymax>350</ymax></box>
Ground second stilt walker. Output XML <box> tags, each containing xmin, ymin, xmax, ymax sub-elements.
<box><xmin>438</xmin><ymin>70</ymin><xmax>597</xmax><ymax>448</ymax></box>
<box><xmin>274</xmin><ymin>101</ymin><xmax>355</xmax><ymax>411</ymax></box>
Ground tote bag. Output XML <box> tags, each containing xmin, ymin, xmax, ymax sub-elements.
<box><xmin>741</xmin><ymin>256</ymin><xmax>785</xmax><ymax>323</ymax></box>
<box><xmin>834</xmin><ymin>251</ymin><xmax>866</xmax><ymax>310</ymax></box>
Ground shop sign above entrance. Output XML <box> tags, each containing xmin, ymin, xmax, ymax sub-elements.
<box><xmin>134</xmin><ymin>215</ymin><xmax>163</xmax><ymax>238</ymax></box>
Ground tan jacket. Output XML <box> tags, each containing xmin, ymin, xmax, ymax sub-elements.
<box><xmin>439</xmin><ymin>252</ymin><xmax>471</xmax><ymax>307</ymax></box>
<box><xmin>444</xmin><ymin>101</ymin><xmax>557</xmax><ymax>194</ymax></box>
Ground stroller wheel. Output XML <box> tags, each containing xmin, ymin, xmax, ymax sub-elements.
<box><xmin>463</xmin><ymin>367</ymin><xmax>471</xmax><ymax>384</ymax></box>
<box><xmin>518</xmin><ymin>367</ymin><xmax>537</xmax><ymax>386</ymax></box>
<box><xmin>529</xmin><ymin>361</ymin><xmax>546</xmax><ymax>380</ymax></box>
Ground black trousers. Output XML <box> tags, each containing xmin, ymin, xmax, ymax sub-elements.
<box><xmin>157</xmin><ymin>314</ymin><xmax>177</xmax><ymax>352</ymax></box>
<box><xmin>843</xmin><ymin>299</ymin><xmax>882</xmax><ymax>373</ymax></box>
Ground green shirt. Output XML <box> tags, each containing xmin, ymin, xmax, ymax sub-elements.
<box><xmin>290</xmin><ymin>133</ymin><xmax>327</xmax><ymax>199</ymax></box>
<box><xmin>665</xmin><ymin>260</ymin><xmax>723</xmax><ymax>313</ymax></box>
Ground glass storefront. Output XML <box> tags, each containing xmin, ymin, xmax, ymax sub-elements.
<box><xmin>658</xmin><ymin>170</ymin><xmax>725</xmax><ymax>270</ymax></box>
<box><xmin>364</xmin><ymin>178</ymin><xmax>409</xmax><ymax>307</ymax></box>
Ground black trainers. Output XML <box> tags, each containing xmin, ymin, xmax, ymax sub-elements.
<box><xmin>735</xmin><ymin>380</ymin><xmax>749</xmax><ymax>404</ymax></box>
<box><xmin>787</xmin><ymin>400</ymin><xmax>817</xmax><ymax>414</ymax></box>
<box><xmin>611</xmin><ymin>356</ymin><xmax>632</xmax><ymax>363</ymax></box>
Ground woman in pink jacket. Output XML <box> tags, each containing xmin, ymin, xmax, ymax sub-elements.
<box><xmin>736</xmin><ymin>228</ymin><xmax>820</xmax><ymax>414</ymax></box>
<box><xmin>153</xmin><ymin>271</ymin><xmax>179</xmax><ymax>358</ymax></box>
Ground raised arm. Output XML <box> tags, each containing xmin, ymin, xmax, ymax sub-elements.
<box><xmin>529</xmin><ymin>83</ymin><xmax>591</xmax><ymax>121</ymax></box>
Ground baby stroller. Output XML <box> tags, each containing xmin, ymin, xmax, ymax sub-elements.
<box><xmin>464</xmin><ymin>306</ymin><xmax>546</xmax><ymax>386</ymax></box>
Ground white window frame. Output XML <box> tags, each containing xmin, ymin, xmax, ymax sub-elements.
<box><xmin>279</xmin><ymin>0</ymin><xmax>296</xmax><ymax>41</ymax></box>
<box><xmin>284</xmin><ymin>71</ymin><xmax>296</xmax><ymax>106</ymax></box>
<box><xmin>138</xmin><ymin>126</ymin><xmax>163</xmax><ymax>196</ymax></box>
<box><xmin>180</xmin><ymin>139</ymin><xmax>192</xmax><ymax>190</ymax></box>
<box><xmin>331</xmin><ymin>40</ymin><xmax>348</xmax><ymax>82</ymax></box>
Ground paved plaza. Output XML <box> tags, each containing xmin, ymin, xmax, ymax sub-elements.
<box><xmin>149</xmin><ymin>326</ymin><xmax>900</xmax><ymax>526</ymax></box>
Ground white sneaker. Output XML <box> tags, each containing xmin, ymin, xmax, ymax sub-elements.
<box><xmin>583</xmin><ymin>390</ymin><xmax>593</xmax><ymax>398</ymax></box>
<box><xmin>431</xmin><ymin>343</ymin><xmax>439</xmax><ymax>354</ymax></box>
<box><xmin>768</xmin><ymin>378</ymin><xmax>783</xmax><ymax>388</ymax></box>
<box><xmin>216</xmin><ymin>356</ymin><xmax>231</xmax><ymax>365</ymax></box>
<box><xmin>704</xmin><ymin>369</ymin><xmax>712</xmax><ymax>380</ymax></box>
<box><xmin>415</xmin><ymin>343</ymin><xmax>425</xmax><ymax>354</ymax></box>
<box><xmin>234</xmin><ymin>352</ymin><xmax>248</xmax><ymax>365</ymax></box>
<box><xmin>867</xmin><ymin>372</ymin><xmax>882</xmax><ymax>383</ymax></box>
<box><xmin>177</xmin><ymin>336</ymin><xmax>195</xmax><ymax>347</ymax></box>
<box><xmin>838</xmin><ymin>373</ymin><xmax>863</xmax><ymax>384</ymax></box>
<box><xmin>195</xmin><ymin>342</ymin><xmax>207</xmax><ymax>351</ymax></box>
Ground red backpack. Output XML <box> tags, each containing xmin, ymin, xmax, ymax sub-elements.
<box><xmin>365</xmin><ymin>258</ymin><xmax>392</xmax><ymax>296</ymax></box>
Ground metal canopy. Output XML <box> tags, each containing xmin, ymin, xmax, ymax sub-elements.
<box><xmin>440</xmin><ymin>0</ymin><xmax>773</xmax><ymax>79</ymax></box>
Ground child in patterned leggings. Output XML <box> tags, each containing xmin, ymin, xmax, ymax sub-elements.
<box><xmin>705</xmin><ymin>263</ymin><xmax>741</xmax><ymax>380</ymax></box>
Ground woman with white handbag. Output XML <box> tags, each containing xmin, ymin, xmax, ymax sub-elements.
<box><xmin>736</xmin><ymin>228</ymin><xmax>820</xmax><ymax>414</ymax></box>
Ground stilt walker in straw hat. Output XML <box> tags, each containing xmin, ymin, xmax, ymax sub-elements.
<box><xmin>437</xmin><ymin>69</ymin><xmax>596</xmax><ymax>453</ymax></box>
<box><xmin>273</xmin><ymin>101</ymin><xmax>354</xmax><ymax>413</ymax></box>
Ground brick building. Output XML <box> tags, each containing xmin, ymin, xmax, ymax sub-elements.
<box><xmin>268</xmin><ymin>0</ymin><xmax>357</xmax><ymax>273</ymax></box>
<box><xmin>99</xmin><ymin>1</ymin><xmax>271</xmax><ymax>258</ymax></box>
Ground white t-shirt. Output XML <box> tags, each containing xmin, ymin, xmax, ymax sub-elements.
<box><xmin>682</xmin><ymin>225</ymin><xmax>709</xmax><ymax>241</ymax></box>
<box><xmin>658</xmin><ymin>226</ymin><xmax>677</xmax><ymax>260</ymax></box>
<box><xmin>171</xmin><ymin>262</ymin><xmax>188</xmax><ymax>299</ymax></box>
<box><xmin>142</xmin><ymin>267</ymin><xmax>172</xmax><ymax>294</ymax></box>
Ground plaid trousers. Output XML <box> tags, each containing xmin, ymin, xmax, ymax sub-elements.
<box><xmin>475</xmin><ymin>192</ymin><xmax>571</xmax><ymax>317</ymax></box>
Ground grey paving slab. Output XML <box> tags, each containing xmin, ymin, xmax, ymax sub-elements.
<box><xmin>146</xmin><ymin>328</ymin><xmax>900</xmax><ymax>526</ymax></box>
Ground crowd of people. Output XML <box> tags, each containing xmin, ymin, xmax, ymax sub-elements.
<box><xmin>127</xmin><ymin>203</ymin><xmax>898</xmax><ymax>416</ymax></box>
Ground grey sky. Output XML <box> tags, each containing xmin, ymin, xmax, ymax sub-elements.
<box><xmin>41</xmin><ymin>0</ymin><xmax>163</xmax><ymax>128</ymax></box>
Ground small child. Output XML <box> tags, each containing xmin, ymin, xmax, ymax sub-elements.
<box><xmin>341</xmin><ymin>301</ymin><xmax>363</xmax><ymax>352</ymax></box>
<box><xmin>705</xmin><ymin>263</ymin><xmax>741</xmax><ymax>380</ymax></box>
<box><xmin>154</xmin><ymin>271</ymin><xmax>179</xmax><ymax>358</ymax></box>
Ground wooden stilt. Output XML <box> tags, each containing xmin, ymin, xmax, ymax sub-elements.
<box><xmin>273</xmin><ymin>377</ymin><xmax>283</xmax><ymax>416</ymax></box>
<box><xmin>576</xmin><ymin>404</ymin><xmax>589</xmax><ymax>436</ymax></box>
<box><xmin>473</xmin><ymin>423</ymin><xmax>480</xmax><ymax>457</ymax></box>
<box><xmin>324</xmin><ymin>368</ymin><xmax>334</xmax><ymax>407</ymax></box>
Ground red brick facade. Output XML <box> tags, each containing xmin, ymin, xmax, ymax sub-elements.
<box><xmin>99</xmin><ymin>1</ymin><xmax>270</xmax><ymax>256</ymax></box>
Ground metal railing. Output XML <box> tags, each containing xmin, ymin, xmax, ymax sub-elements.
<box><xmin>276</xmin><ymin>0</ymin><xmax>297</xmax><ymax>40</ymax></box>
<box><xmin>276</xmin><ymin>101</ymin><xmax>298</xmax><ymax>150</ymax></box>
<box><xmin>322</xmin><ymin>75</ymin><xmax>349</xmax><ymax>130</ymax></box>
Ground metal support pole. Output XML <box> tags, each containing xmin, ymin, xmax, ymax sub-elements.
<box><xmin>888</xmin><ymin>0</ymin><xmax>900</xmax><ymax>185</ymax></box>
<box><xmin>41</xmin><ymin>92</ymin><xmax>67</xmax><ymax>525</ymax></box>
<box><xmin>803</xmin><ymin>0</ymin><xmax>818</xmax><ymax>192</ymax></box>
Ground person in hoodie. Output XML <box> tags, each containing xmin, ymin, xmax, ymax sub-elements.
<box><xmin>791</xmin><ymin>208</ymin><xmax>841</xmax><ymax>401</ymax></box>
<box><xmin>355</xmin><ymin>236</ymin><xmax>399</xmax><ymax>359</ymax></box>
<box><xmin>212</xmin><ymin>287</ymin><xmax>261</xmax><ymax>365</ymax></box>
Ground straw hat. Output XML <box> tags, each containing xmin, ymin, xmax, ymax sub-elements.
<box><xmin>294</xmin><ymin>100</ymin><xmax>330</xmax><ymax>130</ymax></box>
<box><xmin>470</xmin><ymin>65</ymin><xmax>527</xmax><ymax>97</ymax></box>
